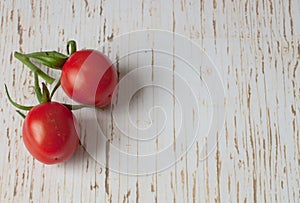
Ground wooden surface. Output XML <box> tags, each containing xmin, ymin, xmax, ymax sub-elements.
<box><xmin>1</xmin><ymin>0</ymin><xmax>300</xmax><ymax>202</ymax></box>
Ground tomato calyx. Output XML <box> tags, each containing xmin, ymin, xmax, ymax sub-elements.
<box><xmin>4</xmin><ymin>73</ymin><xmax>53</xmax><ymax>118</ymax></box>
<box><xmin>14</xmin><ymin>52</ymin><xmax>56</xmax><ymax>84</ymax></box>
<box><xmin>34</xmin><ymin>72</ymin><xmax>51</xmax><ymax>103</ymax></box>
<box><xmin>5</xmin><ymin>69</ymin><xmax>101</xmax><ymax>119</ymax></box>
<box><xmin>23</xmin><ymin>51</ymin><xmax>68</xmax><ymax>69</ymax></box>
<box><xmin>14</xmin><ymin>40</ymin><xmax>77</xmax><ymax>85</ymax></box>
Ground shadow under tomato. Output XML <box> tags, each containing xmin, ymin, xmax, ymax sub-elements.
<box><xmin>64</xmin><ymin>58</ymin><xmax>157</xmax><ymax>169</ymax></box>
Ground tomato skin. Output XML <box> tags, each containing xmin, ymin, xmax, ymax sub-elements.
<box><xmin>61</xmin><ymin>50</ymin><xmax>118</xmax><ymax>107</ymax></box>
<box><xmin>22</xmin><ymin>102</ymin><xmax>79</xmax><ymax>164</ymax></box>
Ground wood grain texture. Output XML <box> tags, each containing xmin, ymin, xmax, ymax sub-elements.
<box><xmin>0</xmin><ymin>0</ymin><xmax>299</xmax><ymax>202</ymax></box>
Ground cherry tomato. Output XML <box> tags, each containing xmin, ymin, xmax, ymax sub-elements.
<box><xmin>22</xmin><ymin>102</ymin><xmax>79</xmax><ymax>164</ymax></box>
<box><xmin>60</xmin><ymin>50</ymin><xmax>118</xmax><ymax>107</ymax></box>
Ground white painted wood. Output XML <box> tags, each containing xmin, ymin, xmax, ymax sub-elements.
<box><xmin>0</xmin><ymin>0</ymin><xmax>299</xmax><ymax>202</ymax></box>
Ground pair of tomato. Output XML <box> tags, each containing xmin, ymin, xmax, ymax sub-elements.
<box><xmin>14</xmin><ymin>46</ymin><xmax>118</xmax><ymax>164</ymax></box>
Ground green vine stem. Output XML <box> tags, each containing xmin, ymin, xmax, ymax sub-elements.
<box><xmin>16</xmin><ymin>110</ymin><xmax>26</xmax><ymax>119</ymax></box>
<box><xmin>67</xmin><ymin>40</ymin><xmax>77</xmax><ymax>55</ymax></box>
<box><xmin>50</xmin><ymin>79</ymin><xmax>61</xmax><ymax>99</ymax></box>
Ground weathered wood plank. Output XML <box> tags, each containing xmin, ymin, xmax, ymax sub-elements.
<box><xmin>0</xmin><ymin>0</ymin><xmax>299</xmax><ymax>202</ymax></box>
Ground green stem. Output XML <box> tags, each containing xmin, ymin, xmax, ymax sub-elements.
<box><xmin>67</xmin><ymin>40</ymin><xmax>77</xmax><ymax>55</ymax></box>
<box><xmin>16</xmin><ymin>110</ymin><xmax>26</xmax><ymax>119</ymax></box>
<box><xmin>50</xmin><ymin>79</ymin><xmax>61</xmax><ymax>99</ymax></box>
<box><xmin>14</xmin><ymin>52</ymin><xmax>55</xmax><ymax>84</ymax></box>
<box><xmin>62</xmin><ymin>103</ymin><xmax>103</xmax><ymax>111</ymax></box>
<box><xmin>4</xmin><ymin>84</ymin><xmax>34</xmax><ymax>111</ymax></box>
<box><xmin>34</xmin><ymin>72</ymin><xmax>43</xmax><ymax>103</ymax></box>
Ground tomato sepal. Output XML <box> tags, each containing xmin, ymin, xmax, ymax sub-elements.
<box><xmin>14</xmin><ymin>52</ymin><xmax>55</xmax><ymax>84</ymax></box>
<box><xmin>41</xmin><ymin>83</ymin><xmax>51</xmax><ymax>103</ymax></box>
<box><xmin>25</xmin><ymin>51</ymin><xmax>68</xmax><ymax>70</ymax></box>
<box><xmin>4</xmin><ymin>84</ymin><xmax>34</xmax><ymax>111</ymax></box>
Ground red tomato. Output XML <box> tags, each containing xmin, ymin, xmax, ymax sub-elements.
<box><xmin>22</xmin><ymin>102</ymin><xmax>79</xmax><ymax>164</ymax></box>
<box><xmin>60</xmin><ymin>50</ymin><xmax>118</xmax><ymax>107</ymax></box>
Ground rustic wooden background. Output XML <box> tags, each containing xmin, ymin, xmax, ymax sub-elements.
<box><xmin>0</xmin><ymin>0</ymin><xmax>299</xmax><ymax>202</ymax></box>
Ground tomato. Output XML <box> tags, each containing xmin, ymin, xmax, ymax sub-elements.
<box><xmin>60</xmin><ymin>50</ymin><xmax>118</xmax><ymax>107</ymax></box>
<box><xmin>22</xmin><ymin>102</ymin><xmax>79</xmax><ymax>164</ymax></box>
